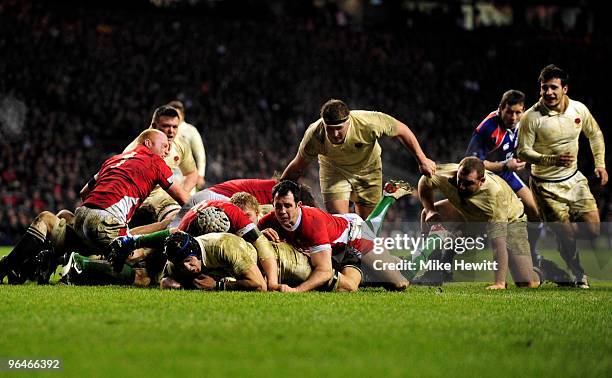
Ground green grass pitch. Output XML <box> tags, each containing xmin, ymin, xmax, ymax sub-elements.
<box><xmin>1</xmin><ymin>247</ymin><xmax>611</xmax><ymax>377</ymax></box>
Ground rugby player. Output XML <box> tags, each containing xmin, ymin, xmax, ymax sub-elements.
<box><xmin>281</xmin><ymin>99</ymin><xmax>435</xmax><ymax>219</ymax></box>
<box><xmin>418</xmin><ymin>157</ymin><xmax>540</xmax><ymax>289</ymax></box>
<box><xmin>124</xmin><ymin>105</ymin><xmax>197</xmax><ymax>224</ymax></box>
<box><xmin>258</xmin><ymin>180</ymin><xmax>413</xmax><ymax>292</ymax></box>
<box><xmin>517</xmin><ymin>64</ymin><xmax>607</xmax><ymax>288</ymax></box>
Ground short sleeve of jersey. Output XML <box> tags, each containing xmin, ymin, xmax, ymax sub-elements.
<box><xmin>153</xmin><ymin>155</ymin><xmax>174</xmax><ymax>190</ymax></box>
<box><xmin>465</xmin><ymin>131</ymin><xmax>488</xmax><ymax>160</ymax></box>
<box><xmin>298</xmin><ymin>122</ymin><xmax>325</xmax><ymax>161</ymax></box>
<box><xmin>423</xmin><ymin>163</ymin><xmax>458</xmax><ymax>190</ymax></box>
<box><xmin>300</xmin><ymin>208</ymin><xmax>332</xmax><ymax>253</ymax></box>
<box><xmin>359</xmin><ymin>111</ymin><xmax>399</xmax><ymax>138</ymax></box>
<box><xmin>220</xmin><ymin>202</ymin><xmax>255</xmax><ymax>236</ymax></box>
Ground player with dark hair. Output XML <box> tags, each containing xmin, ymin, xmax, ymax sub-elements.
<box><xmin>160</xmin><ymin>231</ymin><xmax>267</xmax><ymax>291</ymax></box>
<box><xmin>160</xmin><ymin>231</ymin><xmax>352</xmax><ymax>292</ymax></box>
<box><xmin>281</xmin><ymin>99</ymin><xmax>435</xmax><ymax>219</ymax></box>
<box><xmin>107</xmin><ymin>192</ymin><xmax>281</xmax><ymax>289</ymax></box>
<box><xmin>170</xmin><ymin>178</ymin><xmax>316</xmax><ymax>228</ymax></box>
<box><xmin>167</xmin><ymin>100</ymin><xmax>207</xmax><ymax>191</ymax></box>
<box><xmin>418</xmin><ymin>157</ymin><xmax>540</xmax><ymax>289</ymax></box>
<box><xmin>124</xmin><ymin>105</ymin><xmax>198</xmax><ymax>224</ymax></box>
<box><xmin>465</xmin><ymin>89</ymin><xmax>567</xmax><ymax>283</ymax></box>
<box><xmin>258</xmin><ymin>179</ymin><xmax>414</xmax><ymax>292</ymax></box>
<box><xmin>518</xmin><ymin>64</ymin><xmax>607</xmax><ymax>288</ymax></box>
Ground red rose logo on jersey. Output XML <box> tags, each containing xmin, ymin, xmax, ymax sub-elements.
<box><xmin>574</xmin><ymin>118</ymin><xmax>581</xmax><ymax>124</ymax></box>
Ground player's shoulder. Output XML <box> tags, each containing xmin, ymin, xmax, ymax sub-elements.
<box><xmin>483</xmin><ymin>171</ymin><xmax>504</xmax><ymax>194</ymax></box>
<box><xmin>302</xmin><ymin>119</ymin><xmax>326</xmax><ymax>143</ymax></box>
<box><xmin>475</xmin><ymin>111</ymin><xmax>499</xmax><ymax>133</ymax></box>
<box><xmin>521</xmin><ymin>102</ymin><xmax>544</xmax><ymax>123</ymax></box>
<box><xmin>173</xmin><ymin>134</ymin><xmax>192</xmax><ymax>155</ymax></box>
<box><xmin>434</xmin><ymin>163</ymin><xmax>459</xmax><ymax>178</ymax></box>
<box><xmin>567</xmin><ymin>98</ymin><xmax>590</xmax><ymax>115</ymax></box>
<box><xmin>350</xmin><ymin>110</ymin><xmax>391</xmax><ymax>124</ymax></box>
<box><xmin>258</xmin><ymin>210</ymin><xmax>277</xmax><ymax>225</ymax></box>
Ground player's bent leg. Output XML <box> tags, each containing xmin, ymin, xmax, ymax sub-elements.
<box><xmin>361</xmin><ymin>251</ymin><xmax>409</xmax><ymax>291</ymax></box>
<box><xmin>325</xmin><ymin>199</ymin><xmax>351</xmax><ymax>215</ymax></box>
<box><xmin>355</xmin><ymin>204</ymin><xmax>375</xmax><ymax>220</ymax></box>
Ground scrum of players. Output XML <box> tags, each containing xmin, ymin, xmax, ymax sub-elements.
<box><xmin>0</xmin><ymin>64</ymin><xmax>607</xmax><ymax>291</ymax></box>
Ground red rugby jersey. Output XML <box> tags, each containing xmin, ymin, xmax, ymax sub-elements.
<box><xmin>83</xmin><ymin>145</ymin><xmax>173</xmax><ymax>223</ymax></box>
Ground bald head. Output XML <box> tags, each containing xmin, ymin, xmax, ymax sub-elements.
<box><xmin>137</xmin><ymin>129</ymin><xmax>169</xmax><ymax>157</ymax></box>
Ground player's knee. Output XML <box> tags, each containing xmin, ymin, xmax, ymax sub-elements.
<box><xmin>337</xmin><ymin>278</ymin><xmax>359</xmax><ymax>292</ymax></box>
<box><xmin>584</xmin><ymin>223</ymin><xmax>601</xmax><ymax>238</ymax></box>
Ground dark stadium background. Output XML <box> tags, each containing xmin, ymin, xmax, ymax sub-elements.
<box><xmin>1</xmin><ymin>0</ymin><xmax>610</xmax><ymax>245</ymax></box>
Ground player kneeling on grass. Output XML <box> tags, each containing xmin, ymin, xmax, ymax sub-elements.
<box><xmin>418</xmin><ymin>157</ymin><xmax>540</xmax><ymax>289</ymax></box>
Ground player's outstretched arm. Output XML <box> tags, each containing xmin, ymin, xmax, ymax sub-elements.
<box><xmin>182</xmin><ymin>169</ymin><xmax>198</xmax><ymax>193</ymax></box>
<box><xmin>394</xmin><ymin>121</ymin><xmax>436</xmax><ymax>176</ymax></box>
<box><xmin>280</xmin><ymin>153</ymin><xmax>310</xmax><ymax>181</ymax></box>
<box><xmin>488</xmin><ymin>235</ymin><xmax>509</xmax><ymax>290</ymax></box>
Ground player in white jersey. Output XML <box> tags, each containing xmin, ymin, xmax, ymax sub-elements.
<box><xmin>518</xmin><ymin>64</ymin><xmax>608</xmax><ymax>288</ymax></box>
<box><xmin>168</xmin><ymin>100</ymin><xmax>206</xmax><ymax>191</ymax></box>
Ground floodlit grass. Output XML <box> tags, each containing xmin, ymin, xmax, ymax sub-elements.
<box><xmin>1</xmin><ymin>248</ymin><xmax>611</xmax><ymax>377</ymax></box>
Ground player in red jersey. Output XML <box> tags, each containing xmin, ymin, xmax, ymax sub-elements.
<box><xmin>0</xmin><ymin>129</ymin><xmax>189</xmax><ymax>284</ymax></box>
<box><xmin>258</xmin><ymin>180</ymin><xmax>412</xmax><ymax>292</ymax></box>
<box><xmin>73</xmin><ymin>129</ymin><xmax>189</xmax><ymax>254</ymax></box>
<box><xmin>170</xmin><ymin>178</ymin><xmax>277</xmax><ymax>227</ymax></box>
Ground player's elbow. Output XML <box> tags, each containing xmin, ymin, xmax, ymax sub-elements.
<box><xmin>253</xmin><ymin>280</ymin><xmax>267</xmax><ymax>292</ymax></box>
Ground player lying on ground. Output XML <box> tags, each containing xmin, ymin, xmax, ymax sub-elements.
<box><xmin>160</xmin><ymin>231</ymin><xmax>356</xmax><ymax>292</ymax></box>
<box><xmin>258</xmin><ymin>179</ymin><xmax>414</xmax><ymax>292</ymax></box>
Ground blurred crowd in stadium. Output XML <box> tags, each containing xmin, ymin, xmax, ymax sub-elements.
<box><xmin>0</xmin><ymin>0</ymin><xmax>610</xmax><ymax>244</ymax></box>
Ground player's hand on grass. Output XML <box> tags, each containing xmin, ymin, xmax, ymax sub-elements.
<box><xmin>486</xmin><ymin>282</ymin><xmax>506</xmax><ymax>290</ymax></box>
<box><xmin>506</xmin><ymin>158</ymin><xmax>526</xmax><ymax>172</ymax></box>
<box><xmin>262</xmin><ymin>228</ymin><xmax>281</xmax><ymax>242</ymax></box>
<box><xmin>418</xmin><ymin>157</ymin><xmax>436</xmax><ymax>177</ymax></box>
<box><xmin>160</xmin><ymin>277</ymin><xmax>182</xmax><ymax>290</ymax></box>
<box><xmin>193</xmin><ymin>274</ymin><xmax>216</xmax><ymax>290</ymax></box>
<box><xmin>280</xmin><ymin>284</ymin><xmax>298</xmax><ymax>292</ymax></box>
<box><xmin>595</xmin><ymin>167</ymin><xmax>608</xmax><ymax>186</ymax></box>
